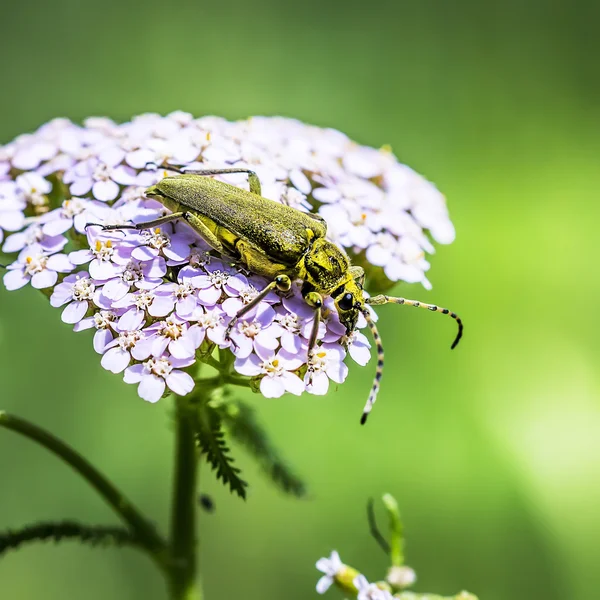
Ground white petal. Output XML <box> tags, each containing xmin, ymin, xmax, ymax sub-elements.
<box><xmin>92</xmin><ymin>179</ymin><xmax>119</xmax><ymax>202</ymax></box>
<box><xmin>165</xmin><ymin>370</ymin><xmax>195</xmax><ymax>396</ymax></box>
<box><xmin>123</xmin><ymin>363</ymin><xmax>144</xmax><ymax>383</ymax></box>
<box><xmin>326</xmin><ymin>360</ymin><xmax>348</xmax><ymax>385</ymax></box>
<box><xmin>93</xmin><ymin>329</ymin><xmax>114</xmax><ymax>354</ymax></box>
<box><xmin>3</xmin><ymin>269</ymin><xmax>29</xmax><ymax>290</ymax></box>
<box><xmin>101</xmin><ymin>348</ymin><xmax>131</xmax><ymax>373</ymax></box>
<box><xmin>138</xmin><ymin>374</ymin><xmax>166</xmax><ymax>403</ymax></box>
<box><xmin>281</xmin><ymin>371</ymin><xmax>305</xmax><ymax>396</ymax></box>
<box><xmin>61</xmin><ymin>301</ymin><xmax>88</xmax><ymax>324</ymax></box>
<box><xmin>260</xmin><ymin>376</ymin><xmax>286</xmax><ymax>398</ymax></box>
<box><xmin>306</xmin><ymin>371</ymin><xmax>329</xmax><ymax>395</ymax></box>
<box><xmin>234</xmin><ymin>354</ymin><xmax>263</xmax><ymax>377</ymax></box>
<box><xmin>316</xmin><ymin>575</ymin><xmax>333</xmax><ymax>594</ymax></box>
<box><xmin>31</xmin><ymin>269</ymin><xmax>57</xmax><ymax>289</ymax></box>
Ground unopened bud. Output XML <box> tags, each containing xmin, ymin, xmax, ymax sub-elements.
<box><xmin>386</xmin><ymin>565</ymin><xmax>417</xmax><ymax>589</ymax></box>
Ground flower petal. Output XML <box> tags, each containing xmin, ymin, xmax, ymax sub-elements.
<box><xmin>61</xmin><ymin>301</ymin><xmax>88</xmax><ymax>324</ymax></box>
<box><xmin>138</xmin><ymin>374</ymin><xmax>166</xmax><ymax>403</ymax></box>
<box><xmin>260</xmin><ymin>376</ymin><xmax>286</xmax><ymax>398</ymax></box>
<box><xmin>165</xmin><ymin>370</ymin><xmax>195</xmax><ymax>396</ymax></box>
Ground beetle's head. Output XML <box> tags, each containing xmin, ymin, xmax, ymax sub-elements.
<box><xmin>333</xmin><ymin>266</ymin><xmax>366</xmax><ymax>334</ymax></box>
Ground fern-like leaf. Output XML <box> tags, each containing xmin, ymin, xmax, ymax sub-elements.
<box><xmin>195</xmin><ymin>401</ymin><xmax>248</xmax><ymax>499</ymax></box>
<box><xmin>0</xmin><ymin>521</ymin><xmax>139</xmax><ymax>556</ymax></box>
<box><xmin>218</xmin><ymin>401</ymin><xmax>307</xmax><ymax>498</ymax></box>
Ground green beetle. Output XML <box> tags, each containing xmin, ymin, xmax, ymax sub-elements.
<box><xmin>93</xmin><ymin>165</ymin><xmax>462</xmax><ymax>423</ymax></box>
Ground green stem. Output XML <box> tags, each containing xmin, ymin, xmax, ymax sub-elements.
<box><xmin>0</xmin><ymin>411</ymin><xmax>168</xmax><ymax>569</ymax></box>
<box><xmin>168</xmin><ymin>396</ymin><xmax>202</xmax><ymax>600</ymax></box>
<box><xmin>382</xmin><ymin>493</ymin><xmax>404</xmax><ymax>567</ymax></box>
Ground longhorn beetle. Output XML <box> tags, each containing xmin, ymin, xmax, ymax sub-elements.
<box><xmin>90</xmin><ymin>165</ymin><xmax>463</xmax><ymax>424</ymax></box>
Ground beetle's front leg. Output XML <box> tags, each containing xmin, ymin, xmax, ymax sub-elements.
<box><xmin>303</xmin><ymin>291</ymin><xmax>323</xmax><ymax>384</ymax></box>
<box><xmin>224</xmin><ymin>274</ymin><xmax>292</xmax><ymax>347</ymax></box>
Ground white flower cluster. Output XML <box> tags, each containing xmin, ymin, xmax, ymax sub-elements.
<box><xmin>0</xmin><ymin>113</ymin><xmax>454</xmax><ymax>402</ymax></box>
<box><xmin>316</xmin><ymin>550</ymin><xmax>475</xmax><ymax>600</ymax></box>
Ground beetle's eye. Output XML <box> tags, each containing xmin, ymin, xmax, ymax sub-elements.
<box><xmin>339</xmin><ymin>292</ymin><xmax>354</xmax><ymax>311</ymax></box>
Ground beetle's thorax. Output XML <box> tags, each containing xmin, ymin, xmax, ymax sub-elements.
<box><xmin>299</xmin><ymin>238</ymin><xmax>352</xmax><ymax>294</ymax></box>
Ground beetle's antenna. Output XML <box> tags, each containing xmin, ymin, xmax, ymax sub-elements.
<box><xmin>360</xmin><ymin>307</ymin><xmax>384</xmax><ymax>425</ymax></box>
<box><xmin>366</xmin><ymin>295</ymin><xmax>463</xmax><ymax>349</ymax></box>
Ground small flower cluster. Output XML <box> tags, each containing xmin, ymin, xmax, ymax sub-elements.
<box><xmin>316</xmin><ymin>551</ymin><xmax>476</xmax><ymax>600</ymax></box>
<box><xmin>0</xmin><ymin>114</ymin><xmax>454</xmax><ymax>402</ymax></box>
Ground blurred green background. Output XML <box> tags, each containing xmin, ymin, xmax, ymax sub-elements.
<box><xmin>1</xmin><ymin>1</ymin><xmax>599</xmax><ymax>599</ymax></box>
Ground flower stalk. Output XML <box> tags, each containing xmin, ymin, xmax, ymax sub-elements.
<box><xmin>168</xmin><ymin>394</ymin><xmax>202</xmax><ymax>600</ymax></box>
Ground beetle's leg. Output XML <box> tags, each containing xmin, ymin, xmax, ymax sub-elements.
<box><xmin>366</xmin><ymin>295</ymin><xmax>463</xmax><ymax>349</ymax></box>
<box><xmin>303</xmin><ymin>291</ymin><xmax>324</xmax><ymax>384</ymax></box>
<box><xmin>87</xmin><ymin>211</ymin><xmax>226</xmax><ymax>254</ymax></box>
<box><xmin>160</xmin><ymin>164</ymin><xmax>262</xmax><ymax>196</ymax></box>
<box><xmin>224</xmin><ymin>274</ymin><xmax>292</xmax><ymax>344</ymax></box>
<box><xmin>86</xmin><ymin>212</ymin><xmax>187</xmax><ymax>231</ymax></box>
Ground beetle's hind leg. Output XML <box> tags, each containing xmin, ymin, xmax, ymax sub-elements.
<box><xmin>158</xmin><ymin>164</ymin><xmax>262</xmax><ymax>196</ymax></box>
<box><xmin>86</xmin><ymin>212</ymin><xmax>187</xmax><ymax>232</ymax></box>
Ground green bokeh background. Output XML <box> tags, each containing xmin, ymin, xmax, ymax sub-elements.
<box><xmin>1</xmin><ymin>1</ymin><xmax>599</xmax><ymax>599</ymax></box>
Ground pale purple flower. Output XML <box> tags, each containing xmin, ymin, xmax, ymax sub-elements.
<box><xmin>273</xmin><ymin>294</ymin><xmax>324</xmax><ymax>354</ymax></box>
<box><xmin>100</xmin><ymin>258</ymin><xmax>166</xmax><ymax>302</ymax></box>
<box><xmin>50</xmin><ymin>272</ymin><xmax>95</xmax><ymax>324</ymax></box>
<box><xmin>69</xmin><ymin>238</ymin><xmax>129</xmax><ymax>281</ymax></box>
<box><xmin>304</xmin><ymin>344</ymin><xmax>348</xmax><ymax>395</ymax></box>
<box><xmin>187</xmin><ymin>306</ymin><xmax>230</xmax><ymax>347</ymax></box>
<box><xmin>192</xmin><ymin>260</ymin><xmax>240</xmax><ymax>306</ymax></box>
<box><xmin>127</xmin><ymin>225</ymin><xmax>194</xmax><ymax>264</ymax></box>
<box><xmin>132</xmin><ymin>314</ymin><xmax>201</xmax><ymax>361</ymax></box>
<box><xmin>64</xmin><ymin>150</ymin><xmax>137</xmax><ymax>201</ymax></box>
<box><xmin>74</xmin><ymin>309</ymin><xmax>120</xmax><ymax>353</ymax></box>
<box><xmin>2</xmin><ymin>222</ymin><xmax>67</xmax><ymax>254</ymax></box>
<box><xmin>101</xmin><ymin>329</ymin><xmax>145</xmax><ymax>373</ymax></box>
<box><xmin>42</xmin><ymin>197</ymin><xmax>110</xmax><ymax>236</ymax></box>
<box><xmin>3</xmin><ymin>245</ymin><xmax>72</xmax><ymax>290</ymax></box>
<box><xmin>316</xmin><ymin>551</ymin><xmax>343</xmax><ymax>594</ymax></box>
<box><xmin>123</xmin><ymin>355</ymin><xmax>195</xmax><ymax>403</ymax></box>
<box><xmin>149</xmin><ymin>281</ymin><xmax>198</xmax><ymax>317</ymax></box>
<box><xmin>235</xmin><ymin>347</ymin><xmax>305</xmax><ymax>398</ymax></box>
<box><xmin>112</xmin><ymin>289</ymin><xmax>170</xmax><ymax>330</ymax></box>
<box><xmin>221</xmin><ymin>275</ymin><xmax>278</xmax><ymax>317</ymax></box>
<box><xmin>228</xmin><ymin>304</ymin><xmax>280</xmax><ymax>359</ymax></box>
